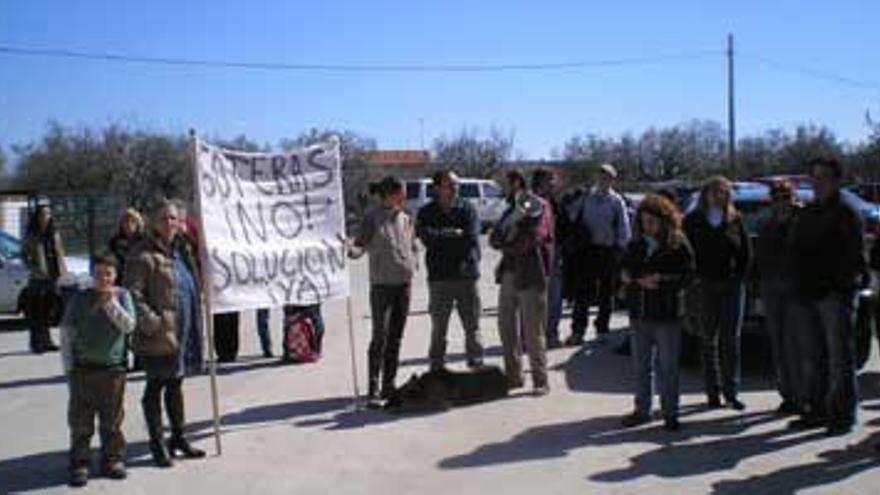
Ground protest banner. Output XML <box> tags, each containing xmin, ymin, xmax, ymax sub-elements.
<box><xmin>194</xmin><ymin>137</ymin><xmax>349</xmax><ymax>314</ymax></box>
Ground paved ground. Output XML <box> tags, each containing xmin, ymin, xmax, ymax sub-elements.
<box><xmin>2</xmin><ymin>239</ymin><xmax>880</xmax><ymax>494</ymax></box>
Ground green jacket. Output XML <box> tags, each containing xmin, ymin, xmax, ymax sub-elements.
<box><xmin>60</xmin><ymin>288</ymin><xmax>136</xmax><ymax>372</ymax></box>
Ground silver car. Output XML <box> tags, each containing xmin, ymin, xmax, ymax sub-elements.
<box><xmin>0</xmin><ymin>230</ymin><xmax>91</xmax><ymax>315</ymax></box>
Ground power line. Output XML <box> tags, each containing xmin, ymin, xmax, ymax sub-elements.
<box><xmin>740</xmin><ymin>52</ymin><xmax>880</xmax><ymax>91</ymax></box>
<box><xmin>0</xmin><ymin>44</ymin><xmax>722</xmax><ymax>73</ymax></box>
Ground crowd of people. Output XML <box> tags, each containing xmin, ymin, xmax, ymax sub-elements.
<box><xmin>353</xmin><ymin>156</ymin><xmax>878</xmax><ymax>441</ymax></box>
<box><xmin>15</xmin><ymin>155</ymin><xmax>880</xmax><ymax>487</ymax></box>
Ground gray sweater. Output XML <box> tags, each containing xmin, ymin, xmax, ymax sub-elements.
<box><xmin>354</xmin><ymin>206</ymin><xmax>418</xmax><ymax>285</ymax></box>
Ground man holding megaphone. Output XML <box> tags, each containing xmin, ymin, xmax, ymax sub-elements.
<box><xmin>489</xmin><ymin>170</ymin><xmax>555</xmax><ymax>395</ymax></box>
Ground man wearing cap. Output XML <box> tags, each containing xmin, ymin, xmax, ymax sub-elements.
<box><xmin>564</xmin><ymin>164</ymin><xmax>631</xmax><ymax>346</ymax></box>
<box><xmin>416</xmin><ymin>169</ymin><xmax>485</xmax><ymax>370</ymax></box>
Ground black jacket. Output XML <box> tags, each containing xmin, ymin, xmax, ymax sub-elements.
<box><xmin>755</xmin><ymin>207</ymin><xmax>801</xmax><ymax>280</ymax></box>
<box><xmin>416</xmin><ymin>199</ymin><xmax>481</xmax><ymax>282</ymax></box>
<box><xmin>621</xmin><ymin>235</ymin><xmax>695</xmax><ymax>322</ymax></box>
<box><xmin>683</xmin><ymin>211</ymin><xmax>751</xmax><ymax>282</ymax></box>
<box><xmin>792</xmin><ymin>193</ymin><xmax>864</xmax><ymax>300</ymax></box>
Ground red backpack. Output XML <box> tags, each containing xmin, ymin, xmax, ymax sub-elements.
<box><xmin>283</xmin><ymin>313</ymin><xmax>319</xmax><ymax>363</ymax></box>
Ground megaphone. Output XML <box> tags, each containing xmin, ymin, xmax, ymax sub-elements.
<box><xmin>515</xmin><ymin>194</ymin><xmax>543</xmax><ymax>219</ymax></box>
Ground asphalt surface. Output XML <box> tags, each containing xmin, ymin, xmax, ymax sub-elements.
<box><xmin>2</xmin><ymin>239</ymin><xmax>880</xmax><ymax>494</ymax></box>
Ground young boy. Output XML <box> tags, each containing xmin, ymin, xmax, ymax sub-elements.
<box><xmin>61</xmin><ymin>253</ymin><xmax>136</xmax><ymax>487</ymax></box>
<box><xmin>350</xmin><ymin>176</ymin><xmax>418</xmax><ymax>407</ymax></box>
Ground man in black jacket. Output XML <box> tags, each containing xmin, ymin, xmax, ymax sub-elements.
<box><xmin>791</xmin><ymin>157</ymin><xmax>864</xmax><ymax>436</ymax></box>
<box><xmin>417</xmin><ymin>170</ymin><xmax>485</xmax><ymax>370</ymax></box>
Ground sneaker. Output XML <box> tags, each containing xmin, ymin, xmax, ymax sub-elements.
<box><xmin>379</xmin><ymin>386</ymin><xmax>395</xmax><ymax>401</ymax></box>
<box><xmin>788</xmin><ymin>415</ymin><xmax>826</xmax><ymax>430</ymax></box>
<box><xmin>563</xmin><ymin>334</ymin><xmax>584</xmax><ymax>347</ymax></box>
<box><xmin>663</xmin><ymin>418</ymin><xmax>680</xmax><ymax>431</ymax></box>
<box><xmin>707</xmin><ymin>396</ymin><xmax>723</xmax><ymax>409</ymax></box>
<box><xmin>826</xmin><ymin>422</ymin><xmax>854</xmax><ymax>437</ymax></box>
<box><xmin>466</xmin><ymin>359</ymin><xmax>485</xmax><ymax>369</ymax></box>
<box><xmin>775</xmin><ymin>400</ymin><xmax>799</xmax><ymax>416</ymax></box>
<box><xmin>69</xmin><ymin>467</ymin><xmax>88</xmax><ymax>488</ymax></box>
<box><xmin>620</xmin><ymin>413</ymin><xmax>650</xmax><ymax>428</ymax></box>
<box><xmin>532</xmin><ymin>385</ymin><xmax>550</xmax><ymax>396</ymax></box>
<box><xmin>726</xmin><ymin>397</ymin><xmax>746</xmax><ymax>411</ymax></box>
<box><xmin>102</xmin><ymin>462</ymin><xmax>127</xmax><ymax>480</ymax></box>
<box><xmin>366</xmin><ymin>395</ymin><xmax>384</xmax><ymax>409</ymax></box>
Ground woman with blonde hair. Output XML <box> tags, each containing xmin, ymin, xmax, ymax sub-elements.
<box><xmin>620</xmin><ymin>194</ymin><xmax>694</xmax><ymax>430</ymax></box>
<box><xmin>684</xmin><ymin>176</ymin><xmax>751</xmax><ymax>410</ymax></box>
<box><xmin>108</xmin><ymin>208</ymin><xmax>144</xmax><ymax>284</ymax></box>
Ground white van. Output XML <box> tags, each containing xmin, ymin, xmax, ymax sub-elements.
<box><xmin>405</xmin><ymin>177</ymin><xmax>507</xmax><ymax>231</ymax></box>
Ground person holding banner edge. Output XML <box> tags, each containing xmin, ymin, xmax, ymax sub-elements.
<box><xmin>417</xmin><ymin>169</ymin><xmax>485</xmax><ymax>371</ymax></box>
<box><xmin>350</xmin><ymin>176</ymin><xmax>419</xmax><ymax>406</ymax></box>
<box><xmin>125</xmin><ymin>199</ymin><xmax>206</xmax><ymax>468</ymax></box>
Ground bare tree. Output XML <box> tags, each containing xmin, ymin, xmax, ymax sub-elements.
<box><xmin>431</xmin><ymin>126</ymin><xmax>515</xmax><ymax>178</ymax></box>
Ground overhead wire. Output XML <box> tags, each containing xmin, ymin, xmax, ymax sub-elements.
<box><xmin>0</xmin><ymin>43</ymin><xmax>722</xmax><ymax>73</ymax></box>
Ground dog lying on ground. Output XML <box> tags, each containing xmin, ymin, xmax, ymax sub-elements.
<box><xmin>385</xmin><ymin>365</ymin><xmax>509</xmax><ymax>413</ymax></box>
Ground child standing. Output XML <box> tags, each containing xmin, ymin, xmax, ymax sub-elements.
<box><xmin>350</xmin><ymin>176</ymin><xmax>418</xmax><ymax>407</ymax></box>
<box><xmin>61</xmin><ymin>254</ymin><xmax>136</xmax><ymax>487</ymax></box>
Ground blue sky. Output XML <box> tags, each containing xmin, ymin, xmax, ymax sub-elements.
<box><xmin>1</xmin><ymin>0</ymin><xmax>878</xmax><ymax>159</ymax></box>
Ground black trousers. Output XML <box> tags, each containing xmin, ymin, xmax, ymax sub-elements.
<box><xmin>368</xmin><ymin>284</ymin><xmax>411</xmax><ymax>395</ymax></box>
<box><xmin>141</xmin><ymin>377</ymin><xmax>187</xmax><ymax>441</ymax></box>
<box><xmin>571</xmin><ymin>246</ymin><xmax>617</xmax><ymax>336</ymax></box>
<box><xmin>213</xmin><ymin>312</ymin><xmax>240</xmax><ymax>362</ymax></box>
<box><xmin>24</xmin><ymin>280</ymin><xmax>58</xmax><ymax>351</ymax></box>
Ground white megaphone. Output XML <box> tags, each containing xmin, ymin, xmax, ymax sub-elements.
<box><xmin>515</xmin><ymin>193</ymin><xmax>543</xmax><ymax>219</ymax></box>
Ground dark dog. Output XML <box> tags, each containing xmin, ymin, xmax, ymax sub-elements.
<box><xmin>385</xmin><ymin>366</ymin><xmax>509</xmax><ymax>413</ymax></box>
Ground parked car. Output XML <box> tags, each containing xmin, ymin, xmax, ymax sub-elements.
<box><xmin>405</xmin><ymin>177</ymin><xmax>507</xmax><ymax>231</ymax></box>
<box><xmin>680</xmin><ymin>182</ymin><xmax>876</xmax><ymax>369</ymax></box>
<box><xmin>845</xmin><ymin>183</ymin><xmax>880</xmax><ymax>204</ymax></box>
<box><xmin>752</xmin><ymin>175</ymin><xmax>880</xmax><ymax>232</ymax></box>
<box><xmin>0</xmin><ymin>229</ymin><xmax>91</xmax><ymax>316</ymax></box>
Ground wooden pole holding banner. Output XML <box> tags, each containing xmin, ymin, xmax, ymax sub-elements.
<box><xmin>329</xmin><ymin>133</ymin><xmax>363</xmax><ymax>412</ymax></box>
<box><xmin>188</xmin><ymin>129</ymin><xmax>223</xmax><ymax>455</ymax></box>
<box><xmin>346</xmin><ymin>294</ymin><xmax>363</xmax><ymax>411</ymax></box>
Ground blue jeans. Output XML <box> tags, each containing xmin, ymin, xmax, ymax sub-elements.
<box><xmin>698</xmin><ymin>280</ymin><xmax>745</xmax><ymax>400</ymax></box>
<box><xmin>630</xmin><ymin>319</ymin><xmax>681</xmax><ymax>420</ymax></box>
<box><xmin>797</xmin><ymin>291</ymin><xmax>858</xmax><ymax>425</ymax></box>
<box><xmin>761</xmin><ymin>276</ymin><xmax>800</xmax><ymax>405</ymax></box>
<box><xmin>256</xmin><ymin>308</ymin><xmax>272</xmax><ymax>354</ymax></box>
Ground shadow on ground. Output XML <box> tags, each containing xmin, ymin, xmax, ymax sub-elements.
<box><xmin>710</xmin><ymin>431</ymin><xmax>880</xmax><ymax>494</ymax></box>
<box><xmin>558</xmin><ymin>329</ymin><xmax>777</xmax><ymax>396</ymax></box>
<box><xmin>438</xmin><ymin>407</ymin><xmax>880</xmax><ymax>492</ymax></box>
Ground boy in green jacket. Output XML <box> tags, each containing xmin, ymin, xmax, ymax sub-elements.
<box><xmin>60</xmin><ymin>253</ymin><xmax>136</xmax><ymax>487</ymax></box>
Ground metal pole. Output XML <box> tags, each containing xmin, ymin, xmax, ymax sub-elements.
<box><xmin>189</xmin><ymin>129</ymin><xmax>223</xmax><ymax>455</ymax></box>
<box><xmin>727</xmin><ymin>33</ymin><xmax>736</xmax><ymax>173</ymax></box>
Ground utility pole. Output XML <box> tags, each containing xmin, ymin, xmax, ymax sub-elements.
<box><xmin>727</xmin><ymin>33</ymin><xmax>736</xmax><ymax>172</ymax></box>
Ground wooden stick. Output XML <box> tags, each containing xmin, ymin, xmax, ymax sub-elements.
<box><xmin>189</xmin><ymin>129</ymin><xmax>223</xmax><ymax>455</ymax></box>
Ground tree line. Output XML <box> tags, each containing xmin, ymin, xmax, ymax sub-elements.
<box><xmin>1</xmin><ymin>118</ymin><xmax>879</xmax><ymax>211</ymax></box>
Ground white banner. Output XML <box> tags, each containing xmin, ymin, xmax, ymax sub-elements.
<box><xmin>195</xmin><ymin>138</ymin><xmax>349</xmax><ymax>314</ymax></box>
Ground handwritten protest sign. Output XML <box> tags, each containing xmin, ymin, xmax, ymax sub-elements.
<box><xmin>195</xmin><ymin>138</ymin><xmax>349</xmax><ymax>313</ymax></box>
